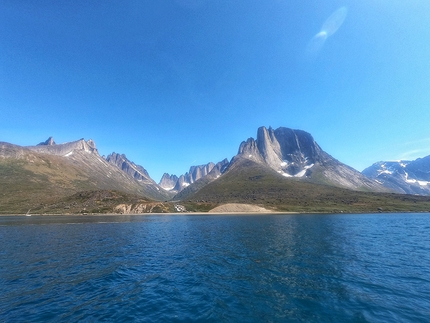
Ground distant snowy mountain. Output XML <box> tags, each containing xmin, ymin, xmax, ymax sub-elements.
<box><xmin>362</xmin><ymin>156</ymin><xmax>430</xmax><ymax>195</ymax></box>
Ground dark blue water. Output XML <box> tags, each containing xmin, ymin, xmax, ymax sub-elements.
<box><xmin>1</xmin><ymin>213</ymin><xmax>430</xmax><ymax>322</ymax></box>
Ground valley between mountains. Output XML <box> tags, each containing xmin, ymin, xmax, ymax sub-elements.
<box><xmin>2</xmin><ymin>126</ymin><xmax>430</xmax><ymax>214</ymax></box>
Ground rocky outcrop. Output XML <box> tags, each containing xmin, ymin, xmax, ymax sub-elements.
<box><xmin>37</xmin><ymin>137</ymin><xmax>56</xmax><ymax>146</ymax></box>
<box><xmin>105</xmin><ymin>152</ymin><xmax>153</xmax><ymax>183</ymax></box>
<box><xmin>234</xmin><ymin>126</ymin><xmax>324</xmax><ymax>175</ymax></box>
<box><xmin>173</xmin><ymin>162</ymin><xmax>215</xmax><ymax>191</ymax></box>
<box><xmin>171</xmin><ymin>159</ymin><xmax>230</xmax><ymax>200</ymax></box>
<box><xmin>363</xmin><ymin>156</ymin><xmax>430</xmax><ymax>195</ymax></box>
<box><xmin>27</xmin><ymin>137</ymin><xmax>98</xmax><ymax>156</ymax></box>
<box><xmin>159</xmin><ymin>173</ymin><xmax>179</xmax><ymax>190</ymax></box>
<box><xmin>230</xmin><ymin>126</ymin><xmax>388</xmax><ymax>192</ymax></box>
<box><xmin>162</xmin><ymin>159</ymin><xmax>229</xmax><ymax>192</ymax></box>
<box><xmin>114</xmin><ymin>202</ymin><xmax>171</xmax><ymax>214</ymax></box>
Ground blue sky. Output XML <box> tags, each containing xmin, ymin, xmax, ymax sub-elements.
<box><xmin>1</xmin><ymin>0</ymin><xmax>430</xmax><ymax>182</ymax></box>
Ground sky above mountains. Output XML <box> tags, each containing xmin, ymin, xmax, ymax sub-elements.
<box><xmin>1</xmin><ymin>0</ymin><xmax>430</xmax><ymax>182</ymax></box>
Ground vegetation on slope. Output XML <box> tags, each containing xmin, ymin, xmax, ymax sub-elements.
<box><xmin>182</xmin><ymin>159</ymin><xmax>430</xmax><ymax>213</ymax></box>
<box><xmin>32</xmin><ymin>190</ymin><xmax>174</xmax><ymax>214</ymax></box>
<box><xmin>0</xmin><ymin>156</ymin><xmax>151</xmax><ymax>214</ymax></box>
<box><xmin>3</xmin><ymin>154</ymin><xmax>430</xmax><ymax>215</ymax></box>
<box><xmin>0</xmin><ymin>158</ymin><xmax>92</xmax><ymax>214</ymax></box>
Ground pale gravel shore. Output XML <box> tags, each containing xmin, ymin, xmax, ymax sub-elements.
<box><xmin>208</xmin><ymin>203</ymin><xmax>272</xmax><ymax>213</ymax></box>
<box><xmin>1</xmin><ymin>209</ymin><xmax>292</xmax><ymax>216</ymax></box>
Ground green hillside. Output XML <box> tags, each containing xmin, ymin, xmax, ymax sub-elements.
<box><xmin>182</xmin><ymin>159</ymin><xmax>430</xmax><ymax>213</ymax></box>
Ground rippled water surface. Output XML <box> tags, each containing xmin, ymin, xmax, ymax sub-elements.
<box><xmin>1</xmin><ymin>213</ymin><xmax>430</xmax><ymax>322</ymax></box>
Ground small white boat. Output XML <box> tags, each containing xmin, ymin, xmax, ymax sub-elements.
<box><xmin>25</xmin><ymin>209</ymin><xmax>32</xmax><ymax>217</ymax></box>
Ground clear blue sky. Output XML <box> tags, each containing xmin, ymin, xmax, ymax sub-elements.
<box><xmin>2</xmin><ymin>0</ymin><xmax>430</xmax><ymax>182</ymax></box>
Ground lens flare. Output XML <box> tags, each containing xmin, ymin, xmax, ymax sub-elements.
<box><xmin>321</xmin><ymin>7</ymin><xmax>348</xmax><ymax>37</ymax></box>
<box><xmin>306</xmin><ymin>7</ymin><xmax>348</xmax><ymax>57</ymax></box>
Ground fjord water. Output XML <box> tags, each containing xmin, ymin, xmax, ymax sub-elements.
<box><xmin>1</xmin><ymin>214</ymin><xmax>429</xmax><ymax>322</ymax></box>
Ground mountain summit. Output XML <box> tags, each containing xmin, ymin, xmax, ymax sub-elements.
<box><xmin>229</xmin><ymin>126</ymin><xmax>388</xmax><ymax>192</ymax></box>
<box><xmin>235</xmin><ymin>127</ymin><xmax>322</xmax><ymax>177</ymax></box>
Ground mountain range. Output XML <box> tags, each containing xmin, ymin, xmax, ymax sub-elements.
<box><xmin>2</xmin><ymin>127</ymin><xmax>430</xmax><ymax>214</ymax></box>
<box><xmin>363</xmin><ymin>156</ymin><xmax>430</xmax><ymax>195</ymax></box>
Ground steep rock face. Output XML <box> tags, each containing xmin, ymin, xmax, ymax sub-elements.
<box><xmin>38</xmin><ymin>137</ymin><xmax>56</xmax><ymax>146</ymax></box>
<box><xmin>105</xmin><ymin>153</ymin><xmax>153</xmax><ymax>183</ymax></box>
<box><xmin>159</xmin><ymin>173</ymin><xmax>179</xmax><ymax>190</ymax></box>
<box><xmin>174</xmin><ymin>163</ymin><xmax>212</xmax><ymax>191</ymax></box>
<box><xmin>232</xmin><ymin>127</ymin><xmax>327</xmax><ymax>176</ymax></box>
<box><xmin>362</xmin><ymin>156</ymin><xmax>430</xmax><ymax>195</ymax></box>
<box><xmin>162</xmin><ymin>159</ymin><xmax>229</xmax><ymax>193</ymax></box>
<box><xmin>230</xmin><ymin>126</ymin><xmax>388</xmax><ymax>192</ymax></box>
<box><xmin>172</xmin><ymin>158</ymin><xmax>230</xmax><ymax>200</ymax></box>
<box><xmin>173</xmin><ymin>159</ymin><xmax>229</xmax><ymax>191</ymax></box>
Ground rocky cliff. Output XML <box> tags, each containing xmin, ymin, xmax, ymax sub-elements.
<box><xmin>173</xmin><ymin>160</ymin><xmax>228</xmax><ymax>191</ymax></box>
<box><xmin>27</xmin><ymin>137</ymin><xmax>98</xmax><ymax>156</ymax></box>
<box><xmin>171</xmin><ymin>159</ymin><xmax>230</xmax><ymax>200</ymax></box>
<box><xmin>105</xmin><ymin>152</ymin><xmax>153</xmax><ymax>182</ymax></box>
<box><xmin>158</xmin><ymin>159</ymin><xmax>229</xmax><ymax>193</ymax></box>
<box><xmin>159</xmin><ymin>173</ymin><xmax>179</xmax><ymax>191</ymax></box>
<box><xmin>230</xmin><ymin>126</ymin><xmax>388</xmax><ymax>192</ymax></box>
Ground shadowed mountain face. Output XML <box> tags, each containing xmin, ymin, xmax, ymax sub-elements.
<box><xmin>105</xmin><ymin>152</ymin><xmax>174</xmax><ymax>200</ymax></box>
<box><xmin>106</xmin><ymin>152</ymin><xmax>153</xmax><ymax>183</ymax></box>
<box><xmin>363</xmin><ymin>156</ymin><xmax>430</xmax><ymax>195</ymax></box>
<box><xmin>230</xmin><ymin>126</ymin><xmax>389</xmax><ymax>192</ymax></box>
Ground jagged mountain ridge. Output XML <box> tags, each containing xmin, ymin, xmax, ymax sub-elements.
<box><xmin>38</xmin><ymin>136</ymin><xmax>56</xmax><ymax>146</ymax></box>
<box><xmin>157</xmin><ymin>160</ymin><xmax>229</xmax><ymax>193</ymax></box>
<box><xmin>227</xmin><ymin>126</ymin><xmax>388</xmax><ymax>192</ymax></box>
<box><xmin>105</xmin><ymin>152</ymin><xmax>153</xmax><ymax>183</ymax></box>
<box><xmin>362</xmin><ymin>156</ymin><xmax>430</xmax><ymax>195</ymax></box>
<box><xmin>1</xmin><ymin>126</ymin><xmax>400</xmax><ymax>214</ymax></box>
<box><xmin>27</xmin><ymin>137</ymin><xmax>98</xmax><ymax>156</ymax></box>
<box><xmin>171</xmin><ymin>159</ymin><xmax>230</xmax><ymax>200</ymax></box>
<box><xmin>159</xmin><ymin>173</ymin><xmax>179</xmax><ymax>191</ymax></box>
<box><xmin>3</xmin><ymin>137</ymin><xmax>171</xmax><ymax>201</ymax></box>
<box><xmin>171</xmin><ymin>159</ymin><xmax>229</xmax><ymax>192</ymax></box>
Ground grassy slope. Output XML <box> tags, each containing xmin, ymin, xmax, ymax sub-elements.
<box><xmin>0</xmin><ymin>157</ymin><xmax>174</xmax><ymax>214</ymax></box>
<box><xmin>0</xmin><ymin>158</ymin><xmax>174</xmax><ymax>214</ymax></box>
<box><xmin>182</xmin><ymin>159</ymin><xmax>430</xmax><ymax>213</ymax></box>
<box><xmin>32</xmin><ymin>190</ymin><xmax>174</xmax><ymax>214</ymax></box>
<box><xmin>0</xmin><ymin>158</ymin><xmax>95</xmax><ymax>214</ymax></box>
